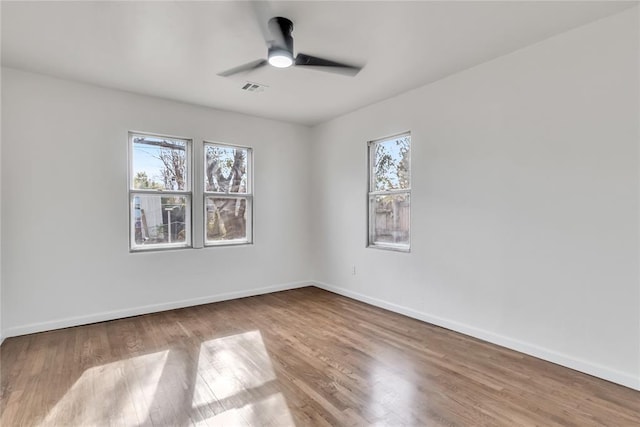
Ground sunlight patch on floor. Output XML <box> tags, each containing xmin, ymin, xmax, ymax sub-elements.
<box><xmin>39</xmin><ymin>330</ymin><xmax>295</xmax><ymax>426</ymax></box>
<box><xmin>194</xmin><ymin>330</ymin><xmax>276</xmax><ymax>403</ymax></box>
<box><xmin>194</xmin><ymin>392</ymin><xmax>295</xmax><ymax>426</ymax></box>
<box><xmin>41</xmin><ymin>350</ymin><xmax>169</xmax><ymax>426</ymax></box>
<box><xmin>367</xmin><ymin>363</ymin><xmax>416</xmax><ymax>424</ymax></box>
<box><xmin>192</xmin><ymin>330</ymin><xmax>295</xmax><ymax>425</ymax></box>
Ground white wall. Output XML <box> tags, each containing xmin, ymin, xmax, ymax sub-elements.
<box><xmin>0</xmin><ymin>63</ymin><xmax>3</xmax><ymax>344</ymax></box>
<box><xmin>310</xmin><ymin>8</ymin><xmax>640</xmax><ymax>390</ymax></box>
<box><xmin>1</xmin><ymin>68</ymin><xmax>312</xmax><ymax>337</ymax></box>
<box><xmin>1</xmin><ymin>7</ymin><xmax>638</xmax><ymax>391</ymax></box>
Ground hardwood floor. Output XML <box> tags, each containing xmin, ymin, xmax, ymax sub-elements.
<box><xmin>1</xmin><ymin>287</ymin><xmax>639</xmax><ymax>426</ymax></box>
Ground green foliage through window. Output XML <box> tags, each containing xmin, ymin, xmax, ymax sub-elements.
<box><xmin>374</xmin><ymin>136</ymin><xmax>410</xmax><ymax>191</ymax></box>
<box><xmin>204</xmin><ymin>143</ymin><xmax>252</xmax><ymax>244</ymax></box>
<box><xmin>369</xmin><ymin>133</ymin><xmax>411</xmax><ymax>250</ymax></box>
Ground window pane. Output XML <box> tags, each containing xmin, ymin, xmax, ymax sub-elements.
<box><xmin>132</xmin><ymin>194</ymin><xmax>190</xmax><ymax>248</ymax></box>
<box><xmin>132</xmin><ymin>135</ymin><xmax>187</xmax><ymax>190</ymax></box>
<box><xmin>370</xmin><ymin>193</ymin><xmax>410</xmax><ymax>246</ymax></box>
<box><xmin>206</xmin><ymin>197</ymin><xmax>249</xmax><ymax>243</ymax></box>
<box><xmin>373</xmin><ymin>135</ymin><xmax>410</xmax><ymax>191</ymax></box>
<box><xmin>205</xmin><ymin>145</ymin><xmax>248</xmax><ymax>193</ymax></box>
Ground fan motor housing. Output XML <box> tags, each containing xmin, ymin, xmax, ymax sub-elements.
<box><xmin>268</xmin><ymin>17</ymin><xmax>294</xmax><ymax>53</ymax></box>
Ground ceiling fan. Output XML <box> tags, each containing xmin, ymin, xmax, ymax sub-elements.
<box><xmin>218</xmin><ymin>16</ymin><xmax>362</xmax><ymax>77</ymax></box>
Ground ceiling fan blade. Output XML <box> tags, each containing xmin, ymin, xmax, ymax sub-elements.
<box><xmin>295</xmin><ymin>53</ymin><xmax>362</xmax><ymax>76</ymax></box>
<box><xmin>217</xmin><ymin>59</ymin><xmax>267</xmax><ymax>77</ymax></box>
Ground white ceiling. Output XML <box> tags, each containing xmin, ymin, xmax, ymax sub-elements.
<box><xmin>1</xmin><ymin>1</ymin><xmax>635</xmax><ymax>126</ymax></box>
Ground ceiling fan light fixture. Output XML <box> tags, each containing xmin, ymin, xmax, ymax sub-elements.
<box><xmin>268</xmin><ymin>48</ymin><xmax>293</xmax><ymax>68</ymax></box>
<box><xmin>217</xmin><ymin>16</ymin><xmax>361</xmax><ymax>77</ymax></box>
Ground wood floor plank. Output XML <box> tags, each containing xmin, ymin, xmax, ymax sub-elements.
<box><xmin>1</xmin><ymin>287</ymin><xmax>639</xmax><ymax>426</ymax></box>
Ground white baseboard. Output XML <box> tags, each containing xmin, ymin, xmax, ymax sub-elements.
<box><xmin>3</xmin><ymin>280</ymin><xmax>638</xmax><ymax>391</ymax></box>
<box><xmin>2</xmin><ymin>281</ymin><xmax>312</xmax><ymax>339</ymax></box>
<box><xmin>312</xmin><ymin>281</ymin><xmax>640</xmax><ymax>391</ymax></box>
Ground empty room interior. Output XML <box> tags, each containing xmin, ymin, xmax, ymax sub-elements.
<box><xmin>1</xmin><ymin>1</ymin><xmax>639</xmax><ymax>426</ymax></box>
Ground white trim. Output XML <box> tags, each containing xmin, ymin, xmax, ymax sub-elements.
<box><xmin>2</xmin><ymin>281</ymin><xmax>311</xmax><ymax>339</ymax></box>
<box><xmin>312</xmin><ymin>281</ymin><xmax>640</xmax><ymax>391</ymax></box>
<box><xmin>368</xmin><ymin>133</ymin><xmax>412</xmax><ymax>251</ymax></box>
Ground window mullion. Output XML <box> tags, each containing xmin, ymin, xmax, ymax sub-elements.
<box><xmin>192</xmin><ymin>139</ymin><xmax>204</xmax><ymax>249</ymax></box>
<box><xmin>369</xmin><ymin>189</ymin><xmax>411</xmax><ymax>197</ymax></box>
<box><xmin>130</xmin><ymin>189</ymin><xmax>191</xmax><ymax>196</ymax></box>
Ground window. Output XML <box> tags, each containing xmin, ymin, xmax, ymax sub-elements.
<box><xmin>204</xmin><ymin>142</ymin><xmax>252</xmax><ymax>245</ymax></box>
<box><xmin>368</xmin><ymin>133</ymin><xmax>411</xmax><ymax>251</ymax></box>
<box><xmin>129</xmin><ymin>133</ymin><xmax>253</xmax><ymax>251</ymax></box>
<box><xmin>129</xmin><ymin>133</ymin><xmax>192</xmax><ymax>251</ymax></box>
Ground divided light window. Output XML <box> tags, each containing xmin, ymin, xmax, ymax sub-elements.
<box><xmin>204</xmin><ymin>142</ymin><xmax>252</xmax><ymax>246</ymax></box>
<box><xmin>368</xmin><ymin>132</ymin><xmax>411</xmax><ymax>251</ymax></box>
<box><xmin>129</xmin><ymin>133</ymin><xmax>191</xmax><ymax>251</ymax></box>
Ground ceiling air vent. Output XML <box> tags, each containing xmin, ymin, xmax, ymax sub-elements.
<box><xmin>241</xmin><ymin>81</ymin><xmax>268</xmax><ymax>93</ymax></box>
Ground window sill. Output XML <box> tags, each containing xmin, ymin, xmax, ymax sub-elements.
<box><xmin>367</xmin><ymin>243</ymin><xmax>410</xmax><ymax>253</ymax></box>
<box><xmin>204</xmin><ymin>240</ymin><xmax>253</xmax><ymax>248</ymax></box>
<box><xmin>130</xmin><ymin>243</ymin><xmax>192</xmax><ymax>253</ymax></box>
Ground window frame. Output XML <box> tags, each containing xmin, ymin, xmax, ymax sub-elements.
<box><xmin>203</xmin><ymin>141</ymin><xmax>253</xmax><ymax>247</ymax></box>
<box><xmin>367</xmin><ymin>132</ymin><xmax>411</xmax><ymax>252</ymax></box>
<box><xmin>128</xmin><ymin>131</ymin><xmax>193</xmax><ymax>252</ymax></box>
